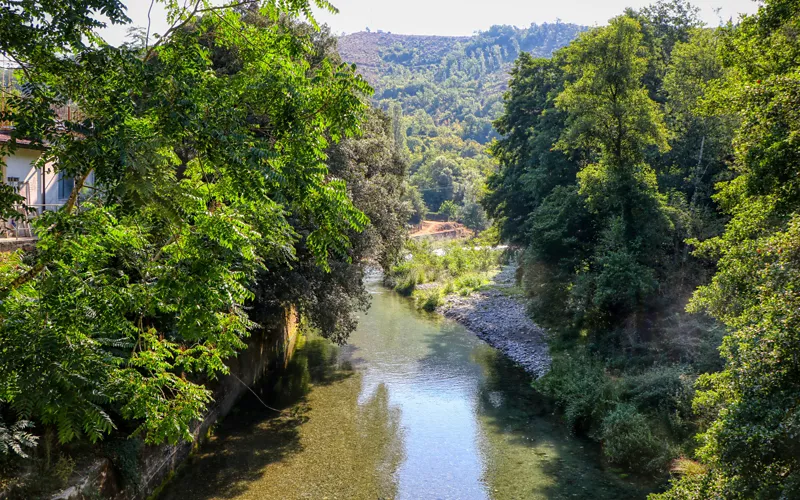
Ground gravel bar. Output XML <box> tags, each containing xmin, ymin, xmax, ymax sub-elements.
<box><xmin>438</xmin><ymin>265</ymin><xmax>551</xmax><ymax>378</ymax></box>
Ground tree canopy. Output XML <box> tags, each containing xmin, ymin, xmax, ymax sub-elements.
<box><xmin>486</xmin><ymin>0</ymin><xmax>800</xmax><ymax>495</ymax></box>
<box><xmin>0</xmin><ymin>0</ymin><xmax>406</xmax><ymax>450</ymax></box>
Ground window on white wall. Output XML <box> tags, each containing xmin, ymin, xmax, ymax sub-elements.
<box><xmin>58</xmin><ymin>173</ymin><xmax>74</xmax><ymax>200</ymax></box>
<box><xmin>6</xmin><ymin>177</ymin><xmax>21</xmax><ymax>192</ymax></box>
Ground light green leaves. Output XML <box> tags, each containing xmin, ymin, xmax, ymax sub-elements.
<box><xmin>0</xmin><ymin>0</ymin><xmax>372</xmax><ymax>448</ymax></box>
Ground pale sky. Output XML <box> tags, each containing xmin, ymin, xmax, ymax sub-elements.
<box><xmin>99</xmin><ymin>0</ymin><xmax>761</xmax><ymax>46</ymax></box>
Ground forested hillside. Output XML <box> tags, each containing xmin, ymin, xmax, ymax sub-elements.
<box><xmin>338</xmin><ymin>24</ymin><xmax>585</xmax><ymax>227</ymax></box>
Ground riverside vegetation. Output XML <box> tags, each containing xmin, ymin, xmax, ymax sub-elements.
<box><xmin>483</xmin><ymin>0</ymin><xmax>800</xmax><ymax>497</ymax></box>
<box><xmin>386</xmin><ymin>232</ymin><xmax>503</xmax><ymax>311</ymax></box>
<box><xmin>0</xmin><ymin>0</ymin><xmax>409</xmax><ymax>494</ymax></box>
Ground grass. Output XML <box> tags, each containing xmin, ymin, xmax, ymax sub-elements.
<box><xmin>388</xmin><ymin>238</ymin><xmax>502</xmax><ymax>311</ymax></box>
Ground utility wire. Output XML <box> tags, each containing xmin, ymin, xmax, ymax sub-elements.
<box><xmin>230</xmin><ymin>372</ymin><xmax>283</xmax><ymax>413</ymax></box>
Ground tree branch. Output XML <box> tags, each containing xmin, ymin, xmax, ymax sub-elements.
<box><xmin>143</xmin><ymin>0</ymin><xmax>260</xmax><ymax>61</ymax></box>
<box><xmin>1</xmin><ymin>168</ymin><xmax>93</xmax><ymax>295</ymax></box>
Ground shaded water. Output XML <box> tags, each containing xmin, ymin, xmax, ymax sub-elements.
<box><xmin>160</xmin><ymin>282</ymin><xmax>650</xmax><ymax>499</ymax></box>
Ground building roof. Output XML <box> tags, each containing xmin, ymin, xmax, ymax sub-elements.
<box><xmin>0</xmin><ymin>130</ymin><xmax>46</xmax><ymax>151</ymax></box>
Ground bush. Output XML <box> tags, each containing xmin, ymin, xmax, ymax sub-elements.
<box><xmin>537</xmin><ymin>352</ymin><xmax>687</xmax><ymax>474</ymax></box>
<box><xmin>600</xmin><ymin>403</ymin><xmax>667</xmax><ymax>472</ymax></box>
<box><xmin>414</xmin><ymin>287</ymin><xmax>443</xmax><ymax>312</ymax></box>
<box><xmin>394</xmin><ymin>275</ymin><xmax>417</xmax><ymax>296</ymax></box>
<box><xmin>535</xmin><ymin>351</ymin><xmax>619</xmax><ymax>431</ymax></box>
<box><xmin>623</xmin><ymin>365</ymin><xmax>692</xmax><ymax>413</ymax></box>
<box><xmin>453</xmin><ymin>273</ymin><xmax>486</xmax><ymax>295</ymax></box>
<box><xmin>53</xmin><ymin>455</ymin><xmax>75</xmax><ymax>485</ymax></box>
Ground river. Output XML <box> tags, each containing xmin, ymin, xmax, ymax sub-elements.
<box><xmin>160</xmin><ymin>280</ymin><xmax>650</xmax><ymax>499</ymax></box>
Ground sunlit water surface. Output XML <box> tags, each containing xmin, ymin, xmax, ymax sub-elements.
<box><xmin>160</xmin><ymin>281</ymin><xmax>650</xmax><ymax>500</ymax></box>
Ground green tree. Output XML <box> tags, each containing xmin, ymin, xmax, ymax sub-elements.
<box><xmin>458</xmin><ymin>202</ymin><xmax>488</xmax><ymax>232</ymax></box>
<box><xmin>659</xmin><ymin>28</ymin><xmax>733</xmax><ymax>206</ymax></box>
<box><xmin>632</xmin><ymin>0</ymin><xmax>703</xmax><ymax>100</ymax></box>
<box><xmin>556</xmin><ymin>15</ymin><xmax>672</xmax><ymax>332</ymax></box>
<box><xmin>0</xmin><ymin>0</ymin><xmax>370</xmax><ymax>447</ymax></box>
<box><xmin>657</xmin><ymin>1</ymin><xmax>800</xmax><ymax>497</ymax></box>
<box><xmin>390</xmin><ymin>101</ymin><xmax>408</xmax><ymax>159</ymax></box>
<box><xmin>402</xmin><ymin>185</ymin><xmax>427</xmax><ymax>224</ymax></box>
<box><xmin>438</xmin><ymin>200</ymin><xmax>458</xmax><ymax>221</ymax></box>
<box><xmin>484</xmin><ymin>53</ymin><xmax>579</xmax><ymax>244</ymax></box>
<box><xmin>337</xmin><ymin>22</ymin><xmax>587</xmax><ymax>229</ymax></box>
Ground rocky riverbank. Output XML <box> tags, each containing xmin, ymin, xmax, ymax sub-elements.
<box><xmin>438</xmin><ymin>265</ymin><xmax>551</xmax><ymax>378</ymax></box>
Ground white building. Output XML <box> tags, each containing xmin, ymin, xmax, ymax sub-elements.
<box><xmin>1</xmin><ymin>63</ymin><xmax>91</xmax><ymax>240</ymax></box>
<box><xmin>1</xmin><ymin>131</ymin><xmax>80</xmax><ymax>238</ymax></box>
<box><xmin>1</xmin><ymin>132</ymin><xmax>68</xmax><ymax>206</ymax></box>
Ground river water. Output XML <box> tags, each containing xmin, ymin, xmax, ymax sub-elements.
<box><xmin>160</xmin><ymin>281</ymin><xmax>649</xmax><ymax>499</ymax></box>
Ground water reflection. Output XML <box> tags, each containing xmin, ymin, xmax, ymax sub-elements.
<box><xmin>471</xmin><ymin>348</ymin><xmax>646</xmax><ymax>499</ymax></box>
<box><xmin>160</xmin><ymin>338</ymin><xmax>403</xmax><ymax>500</ymax></box>
<box><xmin>161</xmin><ymin>284</ymin><xmax>650</xmax><ymax>499</ymax></box>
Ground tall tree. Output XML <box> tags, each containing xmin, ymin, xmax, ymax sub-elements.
<box><xmin>390</xmin><ymin>101</ymin><xmax>408</xmax><ymax>159</ymax></box>
<box><xmin>484</xmin><ymin>53</ymin><xmax>578</xmax><ymax>244</ymax></box>
<box><xmin>555</xmin><ymin>15</ymin><xmax>672</xmax><ymax>334</ymax></box>
<box><xmin>657</xmin><ymin>1</ymin><xmax>800</xmax><ymax>497</ymax></box>
<box><xmin>0</xmin><ymin>0</ymin><xmax>371</xmax><ymax>446</ymax></box>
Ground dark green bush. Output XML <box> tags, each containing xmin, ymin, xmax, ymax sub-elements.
<box><xmin>600</xmin><ymin>403</ymin><xmax>669</xmax><ymax>473</ymax></box>
<box><xmin>537</xmin><ymin>352</ymin><xmax>690</xmax><ymax>473</ymax></box>
<box><xmin>623</xmin><ymin>365</ymin><xmax>692</xmax><ymax>413</ymax></box>
<box><xmin>535</xmin><ymin>351</ymin><xmax>619</xmax><ymax>431</ymax></box>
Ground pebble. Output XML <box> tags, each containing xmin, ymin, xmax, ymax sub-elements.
<box><xmin>438</xmin><ymin>264</ymin><xmax>552</xmax><ymax>378</ymax></box>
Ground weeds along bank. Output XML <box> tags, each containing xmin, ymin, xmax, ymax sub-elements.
<box><xmin>385</xmin><ymin>233</ymin><xmax>505</xmax><ymax>312</ymax></box>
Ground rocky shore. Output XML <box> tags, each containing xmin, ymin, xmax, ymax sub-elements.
<box><xmin>438</xmin><ymin>265</ymin><xmax>552</xmax><ymax>378</ymax></box>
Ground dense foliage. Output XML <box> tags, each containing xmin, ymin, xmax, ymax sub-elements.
<box><xmin>338</xmin><ymin>24</ymin><xmax>586</xmax><ymax>227</ymax></box>
<box><xmin>487</xmin><ymin>0</ymin><xmax>800</xmax><ymax>495</ymax></box>
<box><xmin>655</xmin><ymin>0</ymin><xmax>800</xmax><ymax>497</ymax></box>
<box><xmin>0</xmin><ymin>0</ymin><xmax>406</xmax><ymax>468</ymax></box>
<box><xmin>483</xmin><ymin>0</ymin><xmax>737</xmax><ymax>484</ymax></box>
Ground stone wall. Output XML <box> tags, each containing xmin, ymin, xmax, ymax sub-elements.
<box><xmin>0</xmin><ymin>237</ymin><xmax>36</xmax><ymax>253</ymax></box>
<box><xmin>51</xmin><ymin>305</ymin><xmax>300</xmax><ymax>500</ymax></box>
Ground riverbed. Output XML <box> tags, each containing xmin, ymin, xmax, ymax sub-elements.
<box><xmin>159</xmin><ymin>281</ymin><xmax>650</xmax><ymax>499</ymax></box>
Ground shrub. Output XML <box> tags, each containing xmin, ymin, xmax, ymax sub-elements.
<box><xmin>535</xmin><ymin>351</ymin><xmax>619</xmax><ymax>431</ymax></box>
<box><xmin>53</xmin><ymin>455</ymin><xmax>76</xmax><ymax>485</ymax></box>
<box><xmin>414</xmin><ymin>287</ymin><xmax>443</xmax><ymax>312</ymax></box>
<box><xmin>623</xmin><ymin>365</ymin><xmax>692</xmax><ymax>412</ymax></box>
<box><xmin>453</xmin><ymin>273</ymin><xmax>486</xmax><ymax>295</ymax></box>
<box><xmin>390</xmin><ymin>239</ymin><xmax>502</xmax><ymax>297</ymax></box>
<box><xmin>395</xmin><ymin>275</ymin><xmax>417</xmax><ymax>296</ymax></box>
<box><xmin>600</xmin><ymin>403</ymin><xmax>668</xmax><ymax>472</ymax></box>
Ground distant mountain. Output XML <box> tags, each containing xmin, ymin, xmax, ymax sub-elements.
<box><xmin>336</xmin><ymin>23</ymin><xmax>587</xmax><ymax>219</ymax></box>
<box><xmin>338</xmin><ymin>32</ymin><xmax>471</xmax><ymax>81</ymax></box>
<box><xmin>338</xmin><ymin>23</ymin><xmax>587</xmax><ymax>144</ymax></box>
